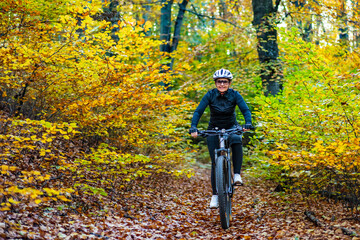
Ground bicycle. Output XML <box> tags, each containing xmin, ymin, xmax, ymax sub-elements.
<box><xmin>198</xmin><ymin>126</ymin><xmax>246</xmax><ymax>229</ymax></box>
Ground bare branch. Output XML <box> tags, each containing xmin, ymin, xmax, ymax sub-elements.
<box><xmin>184</xmin><ymin>8</ymin><xmax>243</xmax><ymax>29</ymax></box>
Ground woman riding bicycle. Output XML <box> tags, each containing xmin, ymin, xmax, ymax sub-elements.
<box><xmin>189</xmin><ymin>69</ymin><xmax>252</xmax><ymax>209</ymax></box>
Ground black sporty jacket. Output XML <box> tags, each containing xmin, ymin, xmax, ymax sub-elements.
<box><xmin>191</xmin><ymin>88</ymin><xmax>252</xmax><ymax>130</ymax></box>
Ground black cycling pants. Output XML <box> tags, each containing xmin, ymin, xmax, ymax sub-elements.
<box><xmin>207</xmin><ymin>135</ymin><xmax>243</xmax><ymax>195</ymax></box>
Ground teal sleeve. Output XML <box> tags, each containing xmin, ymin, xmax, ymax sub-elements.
<box><xmin>235</xmin><ymin>92</ymin><xmax>252</xmax><ymax>124</ymax></box>
<box><xmin>191</xmin><ymin>92</ymin><xmax>210</xmax><ymax>128</ymax></box>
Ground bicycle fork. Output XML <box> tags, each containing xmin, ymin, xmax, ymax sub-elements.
<box><xmin>227</xmin><ymin>155</ymin><xmax>233</xmax><ymax>198</ymax></box>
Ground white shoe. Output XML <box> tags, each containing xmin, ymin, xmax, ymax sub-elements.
<box><xmin>234</xmin><ymin>174</ymin><xmax>243</xmax><ymax>185</ymax></box>
<box><xmin>209</xmin><ymin>195</ymin><xmax>219</xmax><ymax>209</ymax></box>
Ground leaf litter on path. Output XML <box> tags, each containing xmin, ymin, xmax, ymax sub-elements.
<box><xmin>1</xmin><ymin>167</ymin><xmax>359</xmax><ymax>239</ymax></box>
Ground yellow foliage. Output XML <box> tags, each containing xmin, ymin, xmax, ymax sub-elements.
<box><xmin>0</xmin><ymin>0</ymin><xmax>193</xmax><ymax>212</ymax></box>
<box><xmin>255</xmin><ymin>29</ymin><xmax>360</xmax><ymax>196</ymax></box>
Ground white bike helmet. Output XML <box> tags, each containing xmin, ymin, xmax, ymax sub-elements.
<box><xmin>213</xmin><ymin>69</ymin><xmax>233</xmax><ymax>80</ymax></box>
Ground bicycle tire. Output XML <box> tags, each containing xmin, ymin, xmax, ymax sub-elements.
<box><xmin>215</xmin><ymin>155</ymin><xmax>231</xmax><ymax>229</ymax></box>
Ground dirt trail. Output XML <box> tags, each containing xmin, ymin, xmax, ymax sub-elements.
<box><xmin>112</xmin><ymin>167</ymin><xmax>359</xmax><ymax>239</ymax></box>
<box><xmin>2</xmin><ymin>167</ymin><xmax>360</xmax><ymax>239</ymax></box>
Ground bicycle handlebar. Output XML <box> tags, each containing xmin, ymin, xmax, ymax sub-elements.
<box><xmin>198</xmin><ymin>127</ymin><xmax>245</xmax><ymax>137</ymax></box>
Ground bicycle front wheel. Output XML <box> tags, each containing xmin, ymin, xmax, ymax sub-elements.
<box><xmin>215</xmin><ymin>155</ymin><xmax>231</xmax><ymax>229</ymax></box>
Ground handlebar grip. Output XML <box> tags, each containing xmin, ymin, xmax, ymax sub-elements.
<box><xmin>243</xmin><ymin>124</ymin><xmax>255</xmax><ymax>130</ymax></box>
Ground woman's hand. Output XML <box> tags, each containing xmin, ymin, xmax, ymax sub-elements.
<box><xmin>244</xmin><ymin>123</ymin><xmax>254</xmax><ymax>132</ymax></box>
<box><xmin>189</xmin><ymin>127</ymin><xmax>198</xmax><ymax>138</ymax></box>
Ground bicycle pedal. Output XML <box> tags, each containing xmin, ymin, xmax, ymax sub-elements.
<box><xmin>234</xmin><ymin>182</ymin><xmax>244</xmax><ymax>186</ymax></box>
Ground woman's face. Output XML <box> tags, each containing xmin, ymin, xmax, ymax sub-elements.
<box><xmin>215</xmin><ymin>78</ymin><xmax>231</xmax><ymax>94</ymax></box>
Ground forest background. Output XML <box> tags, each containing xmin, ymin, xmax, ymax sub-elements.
<box><xmin>1</xmin><ymin>0</ymin><xmax>360</xmax><ymax>236</ymax></box>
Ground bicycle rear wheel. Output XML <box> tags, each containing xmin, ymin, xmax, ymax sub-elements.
<box><xmin>215</xmin><ymin>155</ymin><xmax>231</xmax><ymax>229</ymax></box>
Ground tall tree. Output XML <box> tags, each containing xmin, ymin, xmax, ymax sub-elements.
<box><xmin>338</xmin><ymin>0</ymin><xmax>349</xmax><ymax>45</ymax></box>
<box><xmin>160</xmin><ymin>0</ymin><xmax>173</xmax><ymax>57</ymax></box>
<box><xmin>353</xmin><ymin>0</ymin><xmax>360</xmax><ymax>47</ymax></box>
<box><xmin>294</xmin><ymin>0</ymin><xmax>312</xmax><ymax>42</ymax></box>
<box><xmin>252</xmin><ymin>0</ymin><xmax>282</xmax><ymax>96</ymax></box>
<box><xmin>160</xmin><ymin>0</ymin><xmax>189</xmax><ymax>71</ymax></box>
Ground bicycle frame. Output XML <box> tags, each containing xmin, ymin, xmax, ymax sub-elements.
<box><xmin>199</xmin><ymin>127</ymin><xmax>245</xmax><ymax>197</ymax></box>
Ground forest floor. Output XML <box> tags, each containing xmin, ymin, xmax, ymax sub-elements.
<box><xmin>2</xmin><ymin>166</ymin><xmax>360</xmax><ymax>239</ymax></box>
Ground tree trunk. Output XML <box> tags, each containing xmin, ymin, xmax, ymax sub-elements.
<box><xmin>170</xmin><ymin>0</ymin><xmax>189</xmax><ymax>69</ymax></box>
<box><xmin>252</xmin><ymin>0</ymin><xmax>282</xmax><ymax>96</ymax></box>
<box><xmin>108</xmin><ymin>0</ymin><xmax>120</xmax><ymax>42</ymax></box>
<box><xmin>14</xmin><ymin>82</ymin><xmax>29</xmax><ymax>117</ymax></box>
<box><xmin>160</xmin><ymin>0</ymin><xmax>173</xmax><ymax>55</ymax></box>
<box><xmin>338</xmin><ymin>0</ymin><xmax>348</xmax><ymax>45</ymax></box>
<box><xmin>93</xmin><ymin>0</ymin><xmax>120</xmax><ymax>42</ymax></box>
<box><xmin>160</xmin><ymin>0</ymin><xmax>188</xmax><ymax>71</ymax></box>
<box><xmin>219</xmin><ymin>0</ymin><xmax>228</xmax><ymax>19</ymax></box>
<box><xmin>354</xmin><ymin>1</ymin><xmax>360</xmax><ymax>47</ymax></box>
<box><xmin>294</xmin><ymin>0</ymin><xmax>312</xmax><ymax>42</ymax></box>
<box><xmin>143</xmin><ymin>0</ymin><xmax>152</xmax><ymax>36</ymax></box>
<box><xmin>160</xmin><ymin>0</ymin><xmax>173</xmax><ymax>75</ymax></box>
